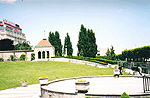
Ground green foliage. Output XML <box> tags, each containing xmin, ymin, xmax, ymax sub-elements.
<box><xmin>42</xmin><ymin>51</ymin><xmax>45</xmax><ymax>59</ymax></box>
<box><xmin>137</xmin><ymin>62</ymin><xmax>141</xmax><ymax>67</ymax></box>
<box><xmin>123</xmin><ymin>61</ymin><xmax>128</xmax><ymax>68</ymax></box>
<box><xmin>56</xmin><ymin>51</ymin><xmax>60</xmax><ymax>56</ymax></box>
<box><xmin>14</xmin><ymin>41</ymin><xmax>31</xmax><ymax>50</ymax></box>
<box><xmin>121</xmin><ymin>45</ymin><xmax>150</xmax><ymax>62</ymax></box>
<box><xmin>31</xmin><ymin>53</ymin><xmax>35</xmax><ymax>61</ymax></box>
<box><xmin>20</xmin><ymin>54</ymin><xmax>26</xmax><ymax>61</ymax></box>
<box><xmin>77</xmin><ymin>24</ymin><xmax>97</xmax><ymax>57</ymax></box>
<box><xmin>64</xmin><ymin>33</ymin><xmax>73</xmax><ymax>56</ymax></box>
<box><xmin>48</xmin><ymin>31</ymin><xmax>63</xmax><ymax>56</ymax></box>
<box><xmin>10</xmin><ymin>55</ymin><xmax>17</xmax><ymax>61</ymax></box>
<box><xmin>142</xmin><ymin>67</ymin><xmax>148</xmax><ymax>74</ymax></box>
<box><xmin>0</xmin><ymin>39</ymin><xmax>14</xmax><ymax>51</ymax></box>
<box><xmin>0</xmin><ymin>58</ymin><xmax>4</xmax><ymax>62</ymax></box>
<box><xmin>105</xmin><ymin>45</ymin><xmax>116</xmax><ymax>60</ymax></box>
<box><xmin>121</xmin><ymin>92</ymin><xmax>130</xmax><ymax>98</ymax></box>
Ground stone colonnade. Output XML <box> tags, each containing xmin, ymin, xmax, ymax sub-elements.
<box><xmin>34</xmin><ymin>46</ymin><xmax>55</xmax><ymax>61</ymax></box>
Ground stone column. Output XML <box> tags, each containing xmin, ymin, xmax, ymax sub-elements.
<box><xmin>45</xmin><ymin>51</ymin><xmax>47</xmax><ymax>59</ymax></box>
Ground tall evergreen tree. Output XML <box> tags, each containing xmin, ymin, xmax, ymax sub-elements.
<box><xmin>55</xmin><ymin>31</ymin><xmax>63</xmax><ymax>56</ymax></box>
<box><xmin>110</xmin><ymin>45</ymin><xmax>116</xmax><ymax>60</ymax></box>
<box><xmin>87</xmin><ymin>29</ymin><xmax>97</xmax><ymax>57</ymax></box>
<box><xmin>48</xmin><ymin>31</ymin><xmax>63</xmax><ymax>56</ymax></box>
<box><xmin>77</xmin><ymin>24</ymin><xmax>87</xmax><ymax>56</ymax></box>
<box><xmin>77</xmin><ymin>24</ymin><xmax>97</xmax><ymax>57</ymax></box>
<box><xmin>48</xmin><ymin>31</ymin><xmax>55</xmax><ymax>46</ymax></box>
<box><xmin>64</xmin><ymin>33</ymin><xmax>73</xmax><ymax>56</ymax></box>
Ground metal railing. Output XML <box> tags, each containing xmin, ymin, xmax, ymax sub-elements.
<box><xmin>143</xmin><ymin>75</ymin><xmax>150</xmax><ymax>93</ymax></box>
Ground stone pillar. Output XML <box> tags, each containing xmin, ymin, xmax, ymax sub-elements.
<box><xmin>45</xmin><ymin>51</ymin><xmax>47</xmax><ymax>59</ymax></box>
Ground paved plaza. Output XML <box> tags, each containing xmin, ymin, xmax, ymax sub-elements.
<box><xmin>0</xmin><ymin>76</ymin><xmax>147</xmax><ymax>98</ymax></box>
<box><xmin>46</xmin><ymin>77</ymin><xmax>144</xmax><ymax>95</ymax></box>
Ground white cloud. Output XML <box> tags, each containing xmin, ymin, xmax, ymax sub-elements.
<box><xmin>118</xmin><ymin>9</ymin><xmax>123</xmax><ymax>12</ymax></box>
<box><xmin>0</xmin><ymin>0</ymin><xmax>17</xmax><ymax>3</ymax></box>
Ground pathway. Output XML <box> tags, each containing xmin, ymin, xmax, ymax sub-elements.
<box><xmin>0</xmin><ymin>84</ymin><xmax>40</xmax><ymax>98</ymax></box>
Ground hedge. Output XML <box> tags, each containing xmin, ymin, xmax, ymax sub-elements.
<box><xmin>0</xmin><ymin>58</ymin><xmax>3</xmax><ymax>62</ymax></box>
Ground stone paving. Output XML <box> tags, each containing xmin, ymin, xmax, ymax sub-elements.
<box><xmin>0</xmin><ymin>84</ymin><xmax>40</xmax><ymax>98</ymax></box>
<box><xmin>47</xmin><ymin>77</ymin><xmax>144</xmax><ymax>95</ymax></box>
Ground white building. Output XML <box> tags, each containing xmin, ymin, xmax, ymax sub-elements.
<box><xmin>34</xmin><ymin>38</ymin><xmax>55</xmax><ymax>61</ymax></box>
<box><xmin>0</xmin><ymin>19</ymin><xmax>26</xmax><ymax>45</ymax></box>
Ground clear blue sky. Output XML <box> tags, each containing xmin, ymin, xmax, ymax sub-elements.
<box><xmin>0</xmin><ymin>0</ymin><xmax>150</xmax><ymax>55</ymax></box>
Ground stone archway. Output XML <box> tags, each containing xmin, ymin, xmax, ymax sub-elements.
<box><xmin>38</xmin><ymin>51</ymin><xmax>41</xmax><ymax>59</ymax></box>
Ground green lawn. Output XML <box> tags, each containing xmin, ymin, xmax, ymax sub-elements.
<box><xmin>0</xmin><ymin>61</ymin><xmax>115</xmax><ymax>90</ymax></box>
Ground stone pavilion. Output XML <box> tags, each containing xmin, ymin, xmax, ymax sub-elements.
<box><xmin>34</xmin><ymin>38</ymin><xmax>55</xmax><ymax>61</ymax></box>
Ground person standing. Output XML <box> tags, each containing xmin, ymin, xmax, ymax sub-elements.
<box><xmin>138</xmin><ymin>66</ymin><xmax>142</xmax><ymax>75</ymax></box>
<box><xmin>119</xmin><ymin>65</ymin><xmax>122</xmax><ymax>75</ymax></box>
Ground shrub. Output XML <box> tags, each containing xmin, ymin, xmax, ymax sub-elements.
<box><xmin>0</xmin><ymin>58</ymin><xmax>3</xmax><ymax>62</ymax></box>
<box><xmin>141</xmin><ymin>67</ymin><xmax>148</xmax><ymax>74</ymax></box>
<box><xmin>121</xmin><ymin>92</ymin><xmax>130</xmax><ymax>98</ymax></box>
<box><xmin>123</xmin><ymin>62</ymin><xmax>128</xmax><ymax>68</ymax></box>
<box><xmin>20</xmin><ymin>54</ymin><xmax>26</xmax><ymax>61</ymax></box>
<box><xmin>31</xmin><ymin>53</ymin><xmax>35</xmax><ymax>61</ymax></box>
<box><xmin>137</xmin><ymin>62</ymin><xmax>141</xmax><ymax>67</ymax></box>
<box><xmin>131</xmin><ymin>66</ymin><xmax>138</xmax><ymax>71</ymax></box>
<box><xmin>10</xmin><ymin>55</ymin><xmax>17</xmax><ymax>61</ymax></box>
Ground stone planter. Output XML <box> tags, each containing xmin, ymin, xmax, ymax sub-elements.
<box><xmin>39</xmin><ymin>77</ymin><xmax>48</xmax><ymax>85</ymax></box>
<box><xmin>21</xmin><ymin>81</ymin><xmax>28</xmax><ymax>87</ymax></box>
<box><xmin>113</xmin><ymin>69</ymin><xmax>119</xmax><ymax>77</ymax></box>
<box><xmin>75</xmin><ymin>81</ymin><xmax>90</xmax><ymax>93</ymax></box>
<box><xmin>113</xmin><ymin>69</ymin><xmax>119</xmax><ymax>75</ymax></box>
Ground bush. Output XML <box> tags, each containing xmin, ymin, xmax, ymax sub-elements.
<box><xmin>137</xmin><ymin>62</ymin><xmax>141</xmax><ymax>67</ymax></box>
<box><xmin>10</xmin><ymin>55</ymin><xmax>17</xmax><ymax>61</ymax></box>
<box><xmin>141</xmin><ymin>67</ymin><xmax>148</xmax><ymax>74</ymax></box>
<box><xmin>31</xmin><ymin>53</ymin><xmax>35</xmax><ymax>61</ymax></box>
<box><xmin>121</xmin><ymin>92</ymin><xmax>130</xmax><ymax>98</ymax></box>
<box><xmin>0</xmin><ymin>58</ymin><xmax>4</xmax><ymax>62</ymax></box>
<box><xmin>20</xmin><ymin>54</ymin><xmax>26</xmax><ymax>61</ymax></box>
<box><xmin>123</xmin><ymin>62</ymin><xmax>128</xmax><ymax>68</ymax></box>
<box><xmin>131</xmin><ymin>66</ymin><xmax>138</xmax><ymax>71</ymax></box>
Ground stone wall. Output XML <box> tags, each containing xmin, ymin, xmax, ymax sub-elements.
<box><xmin>0</xmin><ymin>50</ymin><xmax>34</xmax><ymax>61</ymax></box>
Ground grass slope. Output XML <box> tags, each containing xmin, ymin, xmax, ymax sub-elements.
<box><xmin>0</xmin><ymin>61</ymin><xmax>114</xmax><ymax>90</ymax></box>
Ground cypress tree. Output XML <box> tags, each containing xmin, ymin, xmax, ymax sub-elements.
<box><xmin>77</xmin><ymin>24</ymin><xmax>97</xmax><ymax>57</ymax></box>
<box><xmin>77</xmin><ymin>24</ymin><xmax>87</xmax><ymax>56</ymax></box>
<box><xmin>64</xmin><ymin>33</ymin><xmax>73</xmax><ymax>56</ymax></box>
<box><xmin>48</xmin><ymin>31</ymin><xmax>62</xmax><ymax>56</ymax></box>
<box><xmin>55</xmin><ymin>31</ymin><xmax>63</xmax><ymax>56</ymax></box>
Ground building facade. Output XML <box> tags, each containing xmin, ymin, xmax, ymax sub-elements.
<box><xmin>0</xmin><ymin>19</ymin><xmax>26</xmax><ymax>45</ymax></box>
<box><xmin>34</xmin><ymin>38</ymin><xmax>55</xmax><ymax>61</ymax></box>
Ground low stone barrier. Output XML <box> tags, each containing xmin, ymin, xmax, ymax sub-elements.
<box><xmin>40</xmin><ymin>75</ymin><xmax>144</xmax><ymax>98</ymax></box>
